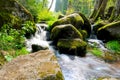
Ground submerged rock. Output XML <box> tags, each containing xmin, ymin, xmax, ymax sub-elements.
<box><xmin>50</xmin><ymin>24</ymin><xmax>83</xmax><ymax>44</ymax></box>
<box><xmin>57</xmin><ymin>39</ymin><xmax>87</xmax><ymax>57</ymax></box>
<box><xmin>0</xmin><ymin>50</ymin><xmax>64</xmax><ymax>80</ymax></box>
<box><xmin>97</xmin><ymin>21</ymin><xmax>120</xmax><ymax>41</ymax></box>
<box><xmin>32</xmin><ymin>44</ymin><xmax>48</xmax><ymax>52</ymax></box>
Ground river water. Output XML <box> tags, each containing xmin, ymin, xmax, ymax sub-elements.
<box><xmin>26</xmin><ymin>23</ymin><xmax>120</xmax><ymax>80</ymax></box>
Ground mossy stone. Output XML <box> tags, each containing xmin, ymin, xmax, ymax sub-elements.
<box><xmin>97</xmin><ymin>21</ymin><xmax>120</xmax><ymax>41</ymax></box>
<box><xmin>93</xmin><ymin>21</ymin><xmax>108</xmax><ymax>34</ymax></box>
<box><xmin>78</xmin><ymin>12</ymin><xmax>91</xmax><ymax>37</ymax></box>
<box><xmin>57</xmin><ymin>39</ymin><xmax>87</xmax><ymax>57</ymax></box>
<box><xmin>50</xmin><ymin>13</ymin><xmax>84</xmax><ymax>31</ymax></box>
<box><xmin>0</xmin><ymin>0</ymin><xmax>33</xmax><ymax>29</ymax></box>
<box><xmin>50</xmin><ymin>24</ymin><xmax>83</xmax><ymax>45</ymax></box>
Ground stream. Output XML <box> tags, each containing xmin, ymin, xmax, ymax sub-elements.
<box><xmin>25</xmin><ymin>23</ymin><xmax>120</xmax><ymax>80</ymax></box>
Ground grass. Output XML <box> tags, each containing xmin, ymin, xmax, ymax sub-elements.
<box><xmin>106</xmin><ymin>40</ymin><xmax>120</xmax><ymax>53</ymax></box>
<box><xmin>89</xmin><ymin>48</ymin><xmax>103</xmax><ymax>57</ymax></box>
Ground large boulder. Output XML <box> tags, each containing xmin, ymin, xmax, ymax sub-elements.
<box><xmin>93</xmin><ymin>21</ymin><xmax>108</xmax><ymax>34</ymax></box>
<box><xmin>57</xmin><ymin>39</ymin><xmax>87</xmax><ymax>57</ymax></box>
<box><xmin>78</xmin><ymin>12</ymin><xmax>91</xmax><ymax>37</ymax></box>
<box><xmin>0</xmin><ymin>50</ymin><xmax>64</xmax><ymax>80</ymax></box>
<box><xmin>50</xmin><ymin>24</ymin><xmax>83</xmax><ymax>44</ymax></box>
<box><xmin>97</xmin><ymin>21</ymin><xmax>120</xmax><ymax>41</ymax></box>
<box><xmin>0</xmin><ymin>0</ymin><xmax>33</xmax><ymax>28</ymax></box>
<box><xmin>51</xmin><ymin>13</ymin><xmax>84</xmax><ymax>31</ymax></box>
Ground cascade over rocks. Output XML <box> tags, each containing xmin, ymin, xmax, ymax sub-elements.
<box><xmin>0</xmin><ymin>50</ymin><xmax>64</xmax><ymax>80</ymax></box>
<box><xmin>0</xmin><ymin>0</ymin><xmax>33</xmax><ymax>28</ymax></box>
<box><xmin>57</xmin><ymin>39</ymin><xmax>87</xmax><ymax>57</ymax></box>
<box><xmin>97</xmin><ymin>21</ymin><xmax>120</xmax><ymax>41</ymax></box>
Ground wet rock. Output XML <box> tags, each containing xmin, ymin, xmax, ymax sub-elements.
<box><xmin>32</xmin><ymin>44</ymin><xmax>48</xmax><ymax>52</ymax></box>
<box><xmin>97</xmin><ymin>21</ymin><xmax>120</xmax><ymax>41</ymax></box>
<box><xmin>51</xmin><ymin>13</ymin><xmax>84</xmax><ymax>31</ymax></box>
<box><xmin>0</xmin><ymin>0</ymin><xmax>33</xmax><ymax>28</ymax></box>
<box><xmin>93</xmin><ymin>21</ymin><xmax>108</xmax><ymax>34</ymax></box>
<box><xmin>57</xmin><ymin>39</ymin><xmax>87</xmax><ymax>57</ymax></box>
<box><xmin>0</xmin><ymin>50</ymin><xmax>64</xmax><ymax>80</ymax></box>
<box><xmin>78</xmin><ymin>12</ymin><xmax>91</xmax><ymax>37</ymax></box>
<box><xmin>50</xmin><ymin>24</ymin><xmax>83</xmax><ymax>45</ymax></box>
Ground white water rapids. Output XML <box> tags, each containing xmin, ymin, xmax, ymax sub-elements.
<box><xmin>26</xmin><ymin>23</ymin><xmax>120</xmax><ymax>80</ymax></box>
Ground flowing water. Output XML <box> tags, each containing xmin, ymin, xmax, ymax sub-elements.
<box><xmin>26</xmin><ymin>24</ymin><xmax>120</xmax><ymax>80</ymax></box>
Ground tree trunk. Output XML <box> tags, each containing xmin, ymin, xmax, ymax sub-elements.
<box><xmin>94</xmin><ymin>0</ymin><xmax>108</xmax><ymax>20</ymax></box>
<box><xmin>89</xmin><ymin>0</ymin><xmax>103</xmax><ymax>19</ymax></box>
<box><xmin>48</xmin><ymin>0</ymin><xmax>54</xmax><ymax>11</ymax></box>
<box><xmin>109</xmin><ymin>0</ymin><xmax>120</xmax><ymax>22</ymax></box>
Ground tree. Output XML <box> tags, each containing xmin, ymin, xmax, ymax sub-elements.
<box><xmin>90</xmin><ymin>0</ymin><xmax>120</xmax><ymax>23</ymax></box>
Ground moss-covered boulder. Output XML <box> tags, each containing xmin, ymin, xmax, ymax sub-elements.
<box><xmin>93</xmin><ymin>21</ymin><xmax>108</xmax><ymax>34</ymax></box>
<box><xmin>51</xmin><ymin>13</ymin><xmax>84</xmax><ymax>31</ymax></box>
<box><xmin>0</xmin><ymin>50</ymin><xmax>64</xmax><ymax>80</ymax></box>
<box><xmin>50</xmin><ymin>24</ymin><xmax>83</xmax><ymax>44</ymax></box>
<box><xmin>97</xmin><ymin>21</ymin><xmax>120</xmax><ymax>41</ymax></box>
<box><xmin>0</xmin><ymin>0</ymin><xmax>33</xmax><ymax>28</ymax></box>
<box><xmin>78</xmin><ymin>12</ymin><xmax>91</xmax><ymax>37</ymax></box>
<box><xmin>57</xmin><ymin>39</ymin><xmax>87</xmax><ymax>57</ymax></box>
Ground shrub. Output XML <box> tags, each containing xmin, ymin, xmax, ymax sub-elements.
<box><xmin>0</xmin><ymin>23</ymin><xmax>29</xmax><ymax>61</ymax></box>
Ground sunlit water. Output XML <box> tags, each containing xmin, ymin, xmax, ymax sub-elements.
<box><xmin>26</xmin><ymin>23</ymin><xmax>120</xmax><ymax>80</ymax></box>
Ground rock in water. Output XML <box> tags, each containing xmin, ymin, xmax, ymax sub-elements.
<box><xmin>32</xmin><ymin>44</ymin><xmax>48</xmax><ymax>52</ymax></box>
<box><xmin>50</xmin><ymin>24</ymin><xmax>83</xmax><ymax>44</ymax></box>
<box><xmin>97</xmin><ymin>21</ymin><xmax>120</xmax><ymax>41</ymax></box>
<box><xmin>57</xmin><ymin>39</ymin><xmax>87</xmax><ymax>57</ymax></box>
<box><xmin>0</xmin><ymin>50</ymin><xmax>64</xmax><ymax>80</ymax></box>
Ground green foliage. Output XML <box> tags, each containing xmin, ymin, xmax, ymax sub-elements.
<box><xmin>90</xmin><ymin>48</ymin><xmax>103</xmax><ymax>57</ymax></box>
<box><xmin>37</xmin><ymin>9</ymin><xmax>58</xmax><ymax>22</ymax></box>
<box><xmin>22</xmin><ymin>21</ymin><xmax>36</xmax><ymax>34</ymax></box>
<box><xmin>106</xmin><ymin>40</ymin><xmax>120</xmax><ymax>53</ymax></box>
<box><xmin>17</xmin><ymin>0</ymin><xmax>48</xmax><ymax>22</ymax></box>
<box><xmin>0</xmin><ymin>23</ymin><xmax>29</xmax><ymax>61</ymax></box>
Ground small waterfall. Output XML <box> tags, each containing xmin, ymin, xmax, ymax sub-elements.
<box><xmin>25</xmin><ymin>23</ymin><xmax>50</xmax><ymax>52</ymax></box>
<box><xmin>88</xmin><ymin>25</ymin><xmax>107</xmax><ymax>50</ymax></box>
<box><xmin>25</xmin><ymin>23</ymin><xmax>120</xmax><ymax>80</ymax></box>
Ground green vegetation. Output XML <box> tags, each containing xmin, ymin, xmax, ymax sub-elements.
<box><xmin>90</xmin><ymin>48</ymin><xmax>103</xmax><ymax>57</ymax></box>
<box><xmin>106</xmin><ymin>40</ymin><xmax>120</xmax><ymax>53</ymax></box>
<box><xmin>0</xmin><ymin>23</ymin><xmax>30</xmax><ymax>61</ymax></box>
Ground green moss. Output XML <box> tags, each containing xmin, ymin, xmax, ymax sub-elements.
<box><xmin>78</xmin><ymin>12</ymin><xmax>91</xmax><ymax>37</ymax></box>
<box><xmin>0</xmin><ymin>53</ymin><xmax>7</xmax><ymax>66</ymax></box>
<box><xmin>93</xmin><ymin>21</ymin><xmax>108</xmax><ymax>34</ymax></box>
<box><xmin>50</xmin><ymin>24</ymin><xmax>83</xmax><ymax>45</ymax></box>
<box><xmin>50</xmin><ymin>13</ymin><xmax>84</xmax><ymax>31</ymax></box>
<box><xmin>57</xmin><ymin>39</ymin><xmax>87</xmax><ymax>56</ymax></box>
<box><xmin>98</xmin><ymin>21</ymin><xmax>120</xmax><ymax>31</ymax></box>
<box><xmin>56</xmin><ymin>71</ymin><xmax>64</xmax><ymax>80</ymax></box>
<box><xmin>0</xmin><ymin>12</ymin><xmax>20</xmax><ymax>28</ymax></box>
